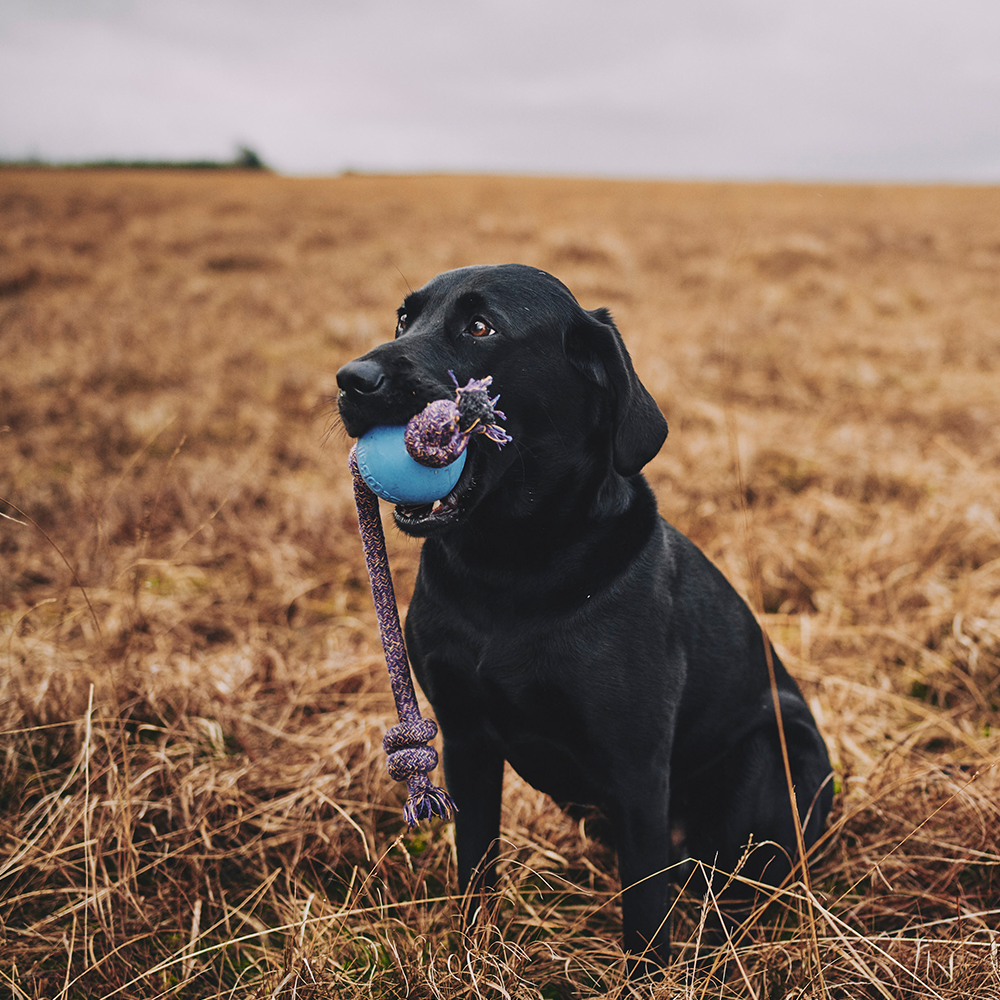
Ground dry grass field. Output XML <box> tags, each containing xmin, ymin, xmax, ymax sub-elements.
<box><xmin>1</xmin><ymin>169</ymin><xmax>999</xmax><ymax>998</ymax></box>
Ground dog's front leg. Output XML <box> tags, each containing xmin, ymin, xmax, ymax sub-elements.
<box><xmin>615</xmin><ymin>791</ymin><xmax>673</xmax><ymax>973</ymax></box>
<box><xmin>442</xmin><ymin>735</ymin><xmax>505</xmax><ymax>916</ymax></box>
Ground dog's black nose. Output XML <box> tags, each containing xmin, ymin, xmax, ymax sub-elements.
<box><xmin>337</xmin><ymin>359</ymin><xmax>386</xmax><ymax>396</ymax></box>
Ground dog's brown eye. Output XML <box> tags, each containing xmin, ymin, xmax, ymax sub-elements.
<box><xmin>468</xmin><ymin>318</ymin><xmax>494</xmax><ymax>338</ymax></box>
<box><xmin>396</xmin><ymin>313</ymin><xmax>407</xmax><ymax>335</ymax></box>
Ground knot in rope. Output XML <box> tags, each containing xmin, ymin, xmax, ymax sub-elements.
<box><xmin>383</xmin><ymin>719</ymin><xmax>440</xmax><ymax>781</ymax></box>
<box><xmin>383</xmin><ymin>717</ymin><xmax>439</xmax><ymax>750</ymax></box>
<box><xmin>403</xmin><ymin>372</ymin><xmax>511</xmax><ymax>468</ymax></box>
<box><xmin>385</xmin><ymin>744</ymin><xmax>439</xmax><ymax>782</ymax></box>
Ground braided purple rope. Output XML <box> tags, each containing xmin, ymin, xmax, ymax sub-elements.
<box><xmin>350</xmin><ymin>374</ymin><xmax>511</xmax><ymax>828</ymax></box>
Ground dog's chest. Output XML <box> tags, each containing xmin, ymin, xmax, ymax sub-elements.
<box><xmin>407</xmin><ymin>596</ymin><xmax>652</xmax><ymax>805</ymax></box>
<box><xmin>465</xmin><ymin>636</ymin><xmax>609</xmax><ymax>802</ymax></box>
<box><xmin>425</xmin><ymin>620</ymin><xmax>584</xmax><ymax>734</ymax></box>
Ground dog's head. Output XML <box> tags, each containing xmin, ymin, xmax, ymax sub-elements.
<box><xmin>337</xmin><ymin>264</ymin><xmax>667</xmax><ymax>537</ymax></box>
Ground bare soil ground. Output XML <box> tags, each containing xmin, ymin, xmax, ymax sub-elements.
<box><xmin>2</xmin><ymin>169</ymin><xmax>999</xmax><ymax>998</ymax></box>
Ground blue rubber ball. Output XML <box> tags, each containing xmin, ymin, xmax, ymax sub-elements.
<box><xmin>355</xmin><ymin>425</ymin><xmax>467</xmax><ymax>504</ymax></box>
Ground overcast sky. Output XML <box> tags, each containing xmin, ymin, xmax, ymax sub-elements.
<box><xmin>2</xmin><ymin>0</ymin><xmax>998</xmax><ymax>181</ymax></box>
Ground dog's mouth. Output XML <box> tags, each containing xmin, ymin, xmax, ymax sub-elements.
<box><xmin>393</xmin><ymin>490</ymin><xmax>461</xmax><ymax>533</ymax></box>
<box><xmin>392</xmin><ymin>454</ymin><xmax>476</xmax><ymax>536</ymax></box>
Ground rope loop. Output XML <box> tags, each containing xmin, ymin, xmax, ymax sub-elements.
<box><xmin>383</xmin><ymin>718</ymin><xmax>438</xmax><ymax>751</ymax></box>
<box><xmin>386</xmin><ymin>743</ymin><xmax>440</xmax><ymax>781</ymax></box>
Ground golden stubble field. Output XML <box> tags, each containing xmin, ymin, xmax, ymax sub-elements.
<box><xmin>1</xmin><ymin>169</ymin><xmax>999</xmax><ymax>998</ymax></box>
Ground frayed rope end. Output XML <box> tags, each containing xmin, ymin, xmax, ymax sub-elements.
<box><xmin>403</xmin><ymin>775</ymin><xmax>458</xmax><ymax>828</ymax></box>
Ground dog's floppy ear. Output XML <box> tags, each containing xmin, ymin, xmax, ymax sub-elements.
<box><xmin>565</xmin><ymin>307</ymin><xmax>668</xmax><ymax>476</ymax></box>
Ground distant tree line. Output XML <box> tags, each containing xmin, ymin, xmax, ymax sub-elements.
<box><xmin>0</xmin><ymin>145</ymin><xmax>270</xmax><ymax>171</ymax></box>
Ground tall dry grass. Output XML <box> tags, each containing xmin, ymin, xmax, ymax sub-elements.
<box><xmin>1</xmin><ymin>170</ymin><xmax>999</xmax><ymax>997</ymax></box>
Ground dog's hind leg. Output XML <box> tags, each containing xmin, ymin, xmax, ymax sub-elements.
<box><xmin>677</xmin><ymin>712</ymin><xmax>832</xmax><ymax>949</ymax></box>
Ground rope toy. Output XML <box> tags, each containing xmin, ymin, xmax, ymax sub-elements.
<box><xmin>349</xmin><ymin>373</ymin><xmax>511</xmax><ymax>827</ymax></box>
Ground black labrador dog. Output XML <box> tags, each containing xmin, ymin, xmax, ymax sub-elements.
<box><xmin>337</xmin><ymin>264</ymin><xmax>833</xmax><ymax>967</ymax></box>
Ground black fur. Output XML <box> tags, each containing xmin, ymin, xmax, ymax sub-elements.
<box><xmin>337</xmin><ymin>264</ymin><xmax>833</xmax><ymax>968</ymax></box>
